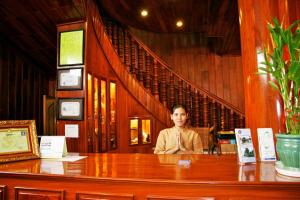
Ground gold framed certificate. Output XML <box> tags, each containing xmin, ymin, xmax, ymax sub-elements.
<box><xmin>0</xmin><ymin>120</ymin><xmax>40</xmax><ymax>163</ymax></box>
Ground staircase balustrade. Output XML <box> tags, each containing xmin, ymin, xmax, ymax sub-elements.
<box><xmin>102</xmin><ymin>18</ymin><xmax>245</xmax><ymax>132</ymax></box>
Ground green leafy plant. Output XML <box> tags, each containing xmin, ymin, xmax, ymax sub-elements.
<box><xmin>259</xmin><ymin>18</ymin><xmax>300</xmax><ymax>134</ymax></box>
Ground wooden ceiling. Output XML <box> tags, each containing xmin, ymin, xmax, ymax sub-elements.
<box><xmin>0</xmin><ymin>0</ymin><xmax>240</xmax><ymax>72</ymax></box>
<box><xmin>97</xmin><ymin>0</ymin><xmax>241</xmax><ymax>55</ymax></box>
<box><xmin>0</xmin><ymin>0</ymin><xmax>85</xmax><ymax>73</ymax></box>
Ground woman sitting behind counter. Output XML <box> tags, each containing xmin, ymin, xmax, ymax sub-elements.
<box><xmin>154</xmin><ymin>104</ymin><xmax>203</xmax><ymax>154</ymax></box>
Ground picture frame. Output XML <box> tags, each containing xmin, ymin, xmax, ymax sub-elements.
<box><xmin>0</xmin><ymin>120</ymin><xmax>40</xmax><ymax>163</ymax></box>
<box><xmin>57</xmin><ymin>68</ymin><xmax>83</xmax><ymax>90</ymax></box>
<box><xmin>58</xmin><ymin>98</ymin><xmax>84</xmax><ymax>120</ymax></box>
<box><xmin>58</xmin><ymin>29</ymin><xmax>84</xmax><ymax>67</ymax></box>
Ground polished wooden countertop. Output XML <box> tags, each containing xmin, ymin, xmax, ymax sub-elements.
<box><xmin>0</xmin><ymin>153</ymin><xmax>299</xmax><ymax>185</ymax></box>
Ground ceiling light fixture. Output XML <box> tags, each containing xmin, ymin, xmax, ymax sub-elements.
<box><xmin>176</xmin><ymin>20</ymin><xmax>183</xmax><ymax>28</ymax></box>
<box><xmin>141</xmin><ymin>9</ymin><xmax>148</xmax><ymax>17</ymax></box>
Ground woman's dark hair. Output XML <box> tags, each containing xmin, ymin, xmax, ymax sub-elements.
<box><xmin>171</xmin><ymin>104</ymin><xmax>188</xmax><ymax>114</ymax></box>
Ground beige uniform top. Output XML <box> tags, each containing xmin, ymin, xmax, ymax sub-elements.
<box><xmin>154</xmin><ymin>126</ymin><xmax>203</xmax><ymax>154</ymax></box>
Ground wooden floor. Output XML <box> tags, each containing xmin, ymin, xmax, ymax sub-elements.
<box><xmin>0</xmin><ymin>153</ymin><xmax>300</xmax><ymax>199</ymax></box>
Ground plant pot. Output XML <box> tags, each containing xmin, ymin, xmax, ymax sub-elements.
<box><xmin>275</xmin><ymin>134</ymin><xmax>300</xmax><ymax>177</ymax></box>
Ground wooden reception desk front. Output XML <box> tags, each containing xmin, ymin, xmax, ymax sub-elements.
<box><xmin>0</xmin><ymin>153</ymin><xmax>299</xmax><ymax>200</ymax></box>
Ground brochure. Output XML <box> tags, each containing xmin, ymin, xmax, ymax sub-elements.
<box><xmin>235</xmin><ymin>128</ymin><xmax>256</xmax><ymax>164</ymax></box>
<box><xmin>257</xmin><ymin>128</ymin><xmax>276</xmax><ymax>162</ymax></box>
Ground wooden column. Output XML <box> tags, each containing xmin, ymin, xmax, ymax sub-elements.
<box><xmin>160</xmin><ymin>67</ymin><xmax>167</xmax><ymax>106</ymax></box>
<box><xmin>239</xmin><ymin>115</ymin><xmax>245</xmax><ymax>128</ymax></box>
<box><xmin>185</xmin><ymin>85</ymin><xmax>191</xmax><ymax>114</ymax></box>
<box><xmin>203</xmin><ymin>95</ymin><xmax>209</xmax><ymax>127</ymax></box>
<box><xmin>216</xmin><ymin>103</ymin><xmax>221</xmax><ymax>131</ymax></box>
<box><xmin>212</xmin><ymin>101</ymin><xmax>218</xmax><ymax>130</ymax></box>
<box><xmin>130</xmin><ymin>39</ymin><xmax>136</xmax><ymax>78</ymax></box>
<box><xmin>138</xmin><ymin>46</ymin><xmax>144</xmax><ymax>83</ymax></box>
<box><xmin>221</xmin><ymin>105</ymin><xmax>225</xmax><ymax>131</ymax></box>
<box><xmin>106</xmin><ymin>21</ymin><xmax>113</xmax><ymax>43</ymax></box>
<box><xmin>124</xmin><ymin>31</ymin><xmax>131</xmax><ymax>72</ymax></box>
<box><xmin>153</xmin><ymin>60</ymin><xmax>159</xmax><ymax>100</ymax></box>
<box><xmin>178</xmin><ymin>80</ymin><xmax>183</xmax><ymax>105</ymax></box>
<box><xmin>169</xmin><ymin>73</ymin><xmax>175</xmax><ymax>108</ymax></box>
<box><xmin>145</xmin><ymin>53</ymin><xmax>151</xmax><ymax>91</ymax></box>
<box><xmin>230</xmin><ymin>110</ymin><xmax>235</xmax><ymax>131</ymax></box>
<box><xmin>118</xmin><ymin>27</ymin><xmax>124</xmax><ymax>63</ymax></box>
<box><xmin>193</xmin><ymin>90</ymin><xmax>200</xmax><ymax>127</ymax></box>
<box><xmin>238</xmin><ymin>0</ymin><xmax>290</xmax><ymax>153</ymax></box>
<box><xmin>113</xmin><ymin>24</ymin><xmax>118</xmax><ymax>53</ymax></box>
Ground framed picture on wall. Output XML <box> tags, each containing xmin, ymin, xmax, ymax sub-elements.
<box><xmin>58</xmin><ymin>98</ymin><xmax>84</xmax><ymax>120</ymax></box>
<box><xmin>57</xmin><ymin>68</ymin><xmax>83</xmax><ymax>90</ymax></box>
<box><xmin>0</xmin><ymin>120</ymin><xmax>40</xmax><ymax>163</ymax></box>
<box><xmin>58</xmin><ymin>29</ymin><xmax>84</xmax><ymax>67</ymax></box>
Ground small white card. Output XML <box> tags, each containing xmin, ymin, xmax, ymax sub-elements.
<box><xmin>257</xmin><ymin>128</ymin><xmax>276</xmax><ymax>161</ymax></box>
<box><xmin>65</xmin><ymin>124</ymin><xmax>79</xmax><ymax>138</ymax></box>
<box><xmin>235</xmin><ymin>128</ymin><xmax>256</xmax><ymax>164</ymax></box>
<box><xmin>40</xmin><ymin>136</ymin><xmax>68</xmax><ymax>158</ymax></box>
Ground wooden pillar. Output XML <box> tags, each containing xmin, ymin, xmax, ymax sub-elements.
<box><xmin>203</xmin><ymin>95</ymin><xmax>209</xmax><ymax>127</ymax></box>
<box><xmin>185</xmin><ymin>85</ymin><xmax>191</xmax><ymax>114</ymax></box>
<box><xmin>145</xmin><ymin>53</ymin><xmax>151</xmax><ymax>91</ymax></box>
<box><xmin>130</xmin><ymin>39</ymin><xmax>136</xmax><ymax>78</ymax></box>
<box><xmin>106</xmin><ymin>21</ymin><xmax>113</xmax><ymax>43</ymax></box>
<box><xmin>153</xmin><ymin>60</ymin><xmax>159</xmax><ymax>100</ymax></box>
<box><xmin>118</xmin><ymin>27</ymin><xmax>124</xmax><ymax>63</ymax></box>
<box><xmin>221</xmin><ymin>105</ymin><xmax>225</xmax><ymax>131</ymax></box>
<box><xmin>113</xmin><ymin>24</ymin><xmax>118</xmax><ymax>53</ymax></box>
<box><xmin>216</xmin><ymin>103</ymin><xmax>221</xmax><ymax>131</ymax></box>
<box><xmin>138</xmin><ymin>46</ymin><xmax>144</xmax><ymax>83</ymax></box>
<box><xmin>238</xmin><ymin>0</ymin><xmax>290</xmax><ymax>153</ymax></box>
<box><xmin>160</xmin><ymin>67</ymin><xmax>167</xmax><ymax>106</ymax></box>
<box><xmin>124</xmin><ymin>31</ymin><xmax>131</xmax><ymax>72</ymax></box>
<box><xmin>239</xmin><ymin>115</ymin><xmax>245</xmax><ymax>129</ymax></box>
<box><xmin>193</xmin><ymin>90</ymin><xmax>200</xmax><ymax>127</ymax></box>
<box><xmin>212</xmin><ymin>101</ymin><xmax>218</xmax><ymax>130</ymax></box>
<box><xmin>178</xmin><ymin>80</ymin><xmax>183</xmax><ymax>105</ymax></box>
<box><xmin>230</xmin><ymin>110</ymin><xmax>235</xmax><ymax>131</ymax></box>
<box><xmin>169</xmin><ymin>73</ymin><xmax>175</xmax><ymax>108</ymax></box>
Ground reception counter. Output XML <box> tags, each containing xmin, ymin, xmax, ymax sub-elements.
<box><xmin>0</xmin><ymin>153</ymin><xmax>300</xmax><ymax>199</ymax></box>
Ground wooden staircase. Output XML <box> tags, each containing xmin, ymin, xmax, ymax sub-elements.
<box><xmin>87</xmin><ymin>1</ymin><xmax>245</xmax><ymax>133</ymax></box>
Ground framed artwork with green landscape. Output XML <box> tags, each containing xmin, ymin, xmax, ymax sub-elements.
<box><xmin>58</xmin><ymin>29</ymin><xmax>84</xmax><ymax>67</ymax></box>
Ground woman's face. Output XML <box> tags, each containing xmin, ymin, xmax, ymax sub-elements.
<box><xmin>171</xmin><ymin>107</ymin><xmax>188</xmax><ymax>127</ymax></box>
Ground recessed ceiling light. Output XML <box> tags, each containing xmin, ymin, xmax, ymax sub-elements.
<box><xmin>141</xmin><ymin>9</ymin><xmax>148</xmax><ymax>17</ymax></box>
<box><xmin>176</xmin><ymin>20</ymin><xmax>183</xmax><ymax>27</ymax></box>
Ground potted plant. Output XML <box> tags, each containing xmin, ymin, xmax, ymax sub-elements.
<box><xmin>259</xmin><ymin>18</ymin><xmax>300</xmax><ymax>175</ymax></box>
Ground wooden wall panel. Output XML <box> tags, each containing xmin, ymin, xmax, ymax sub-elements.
<box><xmin>15</xmin><ymin>187</ymin><xmax>64</xmax><ymax>200</ymax></box>
<box><xmin>147</xmin><ymin>195</ymin><xmax>215</xmax><ymax>200</ymax></box>
<box><xmin>76</xmin><ymin>192</ymin><xmax>134</xmax><ymax>200</ymax></box>
<box><xmin>129</xmin><ymin>28</ymin><xmax>244</xmax><ymax>112</ymax></box>
<box><xmin>116</xmin><ymin>87</ymin><xmax>168</xmax><ymax>153</ymax></box>
<box><xmin>56</xmin><ymin>22</ymin><xmax>87</xmax><ymax>153</ymax></box>
<box><xmin>0</xmin><ymin>185</ymin><xmax>7</xmax><ymax>200</ymax></box>
<box><xmin>81</xmin><ymin>13</ymin><xmax>169</xmax><ymax>153</ymax></box>
<box><xmin>237</xmin><ymin>0</ymin><xmax>299</xmax><ymax>154</ymax></box>
<box><xmin>0</xmin><ymin>37</ymin><xmax>52</xmax><ymax>134</ymax></box>
<box><xmin>288</xmin><ymin>0</ymin><xmax>300</xmax><ymax>23</ymax></box>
